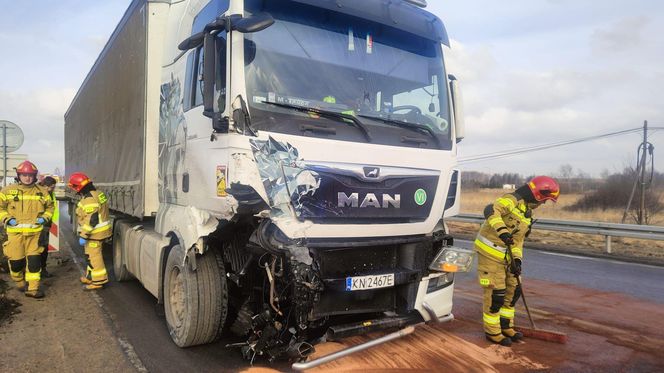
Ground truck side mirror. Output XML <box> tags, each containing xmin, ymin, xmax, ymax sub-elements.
<box><xmin>178</xmin><ymin>15</ymin><xmax>227</xmax><ymax>51</ymax></box>
<box><xmin>233</xmin><ymin>13</ymin><xmax>274</xmax><ymax>33</ymax></box>
<box><xmin>201</xmin><ymin>32</ymin><xmax>229</xmax><ymax>133</ymax></box>
<box><xmin>202</xmin><ymin>32</ymin><xmax>216</xmax><ymax>118</ymax></box>
<box><xmin>178</xmin><ymin>31</ymin><xmax>204</xmax><ymax>51</ymax></box>
<box><xmin>448</xmin><ymin>74</ymin><xmax>465</xmax><ymax>143</ymax></box>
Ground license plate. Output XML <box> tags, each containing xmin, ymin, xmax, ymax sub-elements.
<box><xmin>345</xmin><ymin>274</ymin><xmax>395</xmax><ymax>291</ymax></box>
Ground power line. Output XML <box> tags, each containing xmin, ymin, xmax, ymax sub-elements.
<box><xmin>459</xmin><ymin>127</ymin><xmax>643</xmax><ymax>164</ymax></box>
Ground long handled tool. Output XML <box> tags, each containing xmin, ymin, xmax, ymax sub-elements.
<box><xmin>505</xmin><ymin>245</ymin><xmax>568</xmax><ymax>344</ymax></box>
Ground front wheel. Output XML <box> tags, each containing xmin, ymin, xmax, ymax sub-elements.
<box><xmin>164</xmin><ymin>245</ymin><xmax>228</xmax><ymax>347</ymax></box>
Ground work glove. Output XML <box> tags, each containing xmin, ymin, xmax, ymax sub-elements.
<box><xmin>7</xmin><ymin>218</ymin><xmax>17</xmax><ymax>226</ymax></box>
<box><xmin>511</xmin><ymin>258</ymin><xmax>522</xmax><ymax>277</ymax></box>
<box><xmin>36</xmin><ymin>217</ymin><xmax>45</xmax><ymax>225</ymax></box>
<box><xmin>498</xmin><ymin>232</ymin><xmax>514</xmax><ymax>246</ymax></box>
<box><xmin>525</xmin><ymin>219</ymin><xmax>537</xmax><ymax>238</ymax></box>
<box><xmin>79</xmin><ymin>237</ymin><xmax>87</xmax><ymax>246</ymax></box>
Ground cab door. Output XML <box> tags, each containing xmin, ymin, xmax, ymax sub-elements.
<box><xmin>178</xmin><ymin>0</ymin><xmax>232</xmax><ymax>212</ymax></box>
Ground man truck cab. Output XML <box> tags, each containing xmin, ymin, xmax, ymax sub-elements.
<box><xmin>65</xmin><ymin>0</ymin><xmax>471</xmax><ymax>367</ymax></box>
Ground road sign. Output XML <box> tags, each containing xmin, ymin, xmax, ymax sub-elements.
<box><xmin>0</xmin><ymin>120</ymin><xmax>24</xmax><ymax>152</ymax></box>
<box><xmin>0</xmin><ymin>120</ymin><xmax>25</xmax><ymax>186</ymax></box>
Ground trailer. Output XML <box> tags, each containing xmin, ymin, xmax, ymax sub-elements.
<box><xmin>65</xmin><ymin>0</ymin><xmax>473</xmax><ymax>366</ymax></box>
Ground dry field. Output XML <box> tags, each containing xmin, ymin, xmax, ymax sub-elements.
<box><xmin>448</xmin><ymin>188</ymin><xmax>664</xmax><ymax>263</ymax></box>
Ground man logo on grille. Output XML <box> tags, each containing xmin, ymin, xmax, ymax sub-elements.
<box><xmin>363</xmin><ymin>167</ymin><xmax>380</xmax><ymax>178</ymax></box>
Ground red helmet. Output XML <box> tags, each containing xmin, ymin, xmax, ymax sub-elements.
<box><xmin>68</xmin><ymin>172</ymin><xmax>91</xmax><ymax>193</ymax></box>
<box><xmin>16</xmin><ymin>160</ymin><xmax>38</xmax><ymax>176</ymax></box>
<box><xmin>527</xmin><ymin>176</ymin><xmax>560</xmax><ymax>202</ymax></box>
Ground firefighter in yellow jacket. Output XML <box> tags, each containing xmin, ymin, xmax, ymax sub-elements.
<box><xmin>68</xmin><ymin>172</ymin><xmax>112</xmax><ymax>290</ymax></box>
<box><xmin>475</xmin><ymin>176</ymin><xmax>560</xmax><ymax>346</ymax></box>
<box><xmin>0</xmin><ymin>161</ymin><xmax>54</xmax><ymax>298</ymax></box>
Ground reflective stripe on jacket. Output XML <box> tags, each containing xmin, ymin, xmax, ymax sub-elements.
<box><xmin>474</xmin><ymin>234</ymin><xmax>523</xmax><ymax>261</ymax></box>
<box><xmin>76</xmin><ymin>190</ymin><xmax>112</xmax><ymax>240</ymax></box>
<box><xmin>0</xmin><ymin>183</ymin><xmax>54</xmax><ymax>235</ymax></box>
<box><xmin>475</xmin><ymin>193</ymin><xmax>531</xmax><ymax>263</ymax></box>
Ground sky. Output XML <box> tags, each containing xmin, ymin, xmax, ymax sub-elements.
<box><xmin>0</xmin><ymin>0</ymin><xmax>663</xmax><ymax>178</ymax></box>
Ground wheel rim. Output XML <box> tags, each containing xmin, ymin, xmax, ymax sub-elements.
<box><xmin>168</xmin><ymin>266</ymin><xmax>186</xmax><ymax>328</ymax></box>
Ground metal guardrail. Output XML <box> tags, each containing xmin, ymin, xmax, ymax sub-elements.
<box><xmin>447</xmin><ymin>213</ymin><xmax>664</xmax><ymax>254</ymax></box>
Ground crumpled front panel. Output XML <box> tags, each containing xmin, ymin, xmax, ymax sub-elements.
<box><xmin>250</xmin><ymin>137</ymin><xmax>321</xmax><ymax>219</ymax></box>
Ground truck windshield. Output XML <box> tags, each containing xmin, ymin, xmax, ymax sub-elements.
<box><xmin>243</xmin><ymin>0</ymin><xmax>452</xmax><ymax>150</ymax></box>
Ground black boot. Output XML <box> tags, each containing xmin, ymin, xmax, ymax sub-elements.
<box><xmin>25</xmin><ymin>289</ymin><xmax>45</xmax><ymax>299</ymax></box>
<box><xmin>503</xmin><ymin>328</ymin><xmax>523</xmax><ymax>341</ymax></box>
<box><xmin>486</xmin><ymin>333</ymin><xmax>512</xmax><ymax>347</ymax></box>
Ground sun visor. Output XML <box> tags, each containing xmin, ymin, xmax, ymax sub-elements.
<box><xmin>291</xmin><ymin>0</ymin><xmax>449</xmax><ymax>46</ymax></box>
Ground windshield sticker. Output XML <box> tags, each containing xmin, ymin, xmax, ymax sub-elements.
<box><xmin>216</xmin><ymin>165</ymin><xmax>227</xmax><ymax>197</ymax></box>
<box><xmin>366</xmin><ymin>33</ymin><xmax>373</xmax><ymax>54</ymax></box>
<box><xmin>348</xmin><ymin>27</ymin><xmax>355</xmax><ymax>51</ymax></box>
<box><xmin>253</xmin><ymin>96</ymin><xmax>266</xmax><ymax>104</ymax></box>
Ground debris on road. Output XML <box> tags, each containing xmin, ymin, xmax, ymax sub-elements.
<box><xmin>0</xmin><ymin>247</ymin><xmax>134</xmax><ymax>372</ymax></box>
<box><xmin>0</xmin><ymin>278</ymin><xmax>21</xmax><ymax>326</ymax></box>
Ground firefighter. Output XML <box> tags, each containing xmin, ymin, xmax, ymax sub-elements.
<box><xmin>0</xmin><ymin>161</ymin><xmax>54</xmax><ymax>298</ymax></box>
<box><xmin>38</xmin><ymin>176</ymin><xmax>57</xmax><ymax>277</ymax></box>
<box><xmin>68</xmin><ymin>172</ymin><xmax>112</xmax><ymax>290</ymax></box>
<box><xmin>475</xmin><ymin>176</ymin><xmax>560</xmax><ymax>346</ymax></box>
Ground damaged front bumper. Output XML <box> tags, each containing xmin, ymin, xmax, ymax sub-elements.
<box><xmin>250</xmin><ymin>220</ymin><xmax>466</xmax><ymax>338</ymax></box>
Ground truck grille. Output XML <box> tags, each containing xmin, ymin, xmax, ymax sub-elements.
<box><xmin>309</xmin><ymin>238</ymin><xmax>433</xmax><ymax>318</ymax></box>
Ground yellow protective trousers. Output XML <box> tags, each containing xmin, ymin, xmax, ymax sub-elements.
<box><xmin>476</xmin><ymin>253</ymin><xmax>521</xmax><ymax>338</ymax></box>
<box><xmin>84</xmin><ymin>240</ymin><xmax>108</xmax><ymax>285</ymax></box>
<box><xmin>3</xmin><ymin>232</ymin><xmax>43</xmax><ymax>291</ymax></box>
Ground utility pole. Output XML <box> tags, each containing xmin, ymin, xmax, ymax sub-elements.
<box><xmin>622</xmin><ymin>120</ymin><xmax>651</xmax><ymax>224</ymax></box>
<box><xmin>638</xmin><ymin>120</ymin><xmax>648</xmax><ymax>225</ymax></box>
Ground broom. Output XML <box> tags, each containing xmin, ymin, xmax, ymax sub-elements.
<box><xmin>506</xmin><ymin>244</ymin><xmax>568</xmax><ymax>344</ymax></box>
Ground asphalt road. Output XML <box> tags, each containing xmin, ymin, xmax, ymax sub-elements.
<box><xmin>60</xmin><ymin>209</ymin><xmax>664</xmax><ymax>372</ymax></box>
<box><xmin>455</xmin><ymin>239</ymin><xmax>664</xmax><ymax>304</ymax></box>
<box><xmin>61</xmin><ymin>210</ymin><xmax>289</xmax><ymax>373</ymax></box>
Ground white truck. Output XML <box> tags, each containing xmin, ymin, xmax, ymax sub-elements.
<box><xmin>65</xmin><ymin>0</ymin><xmax>472</xmax><ymax>366</ymax></box>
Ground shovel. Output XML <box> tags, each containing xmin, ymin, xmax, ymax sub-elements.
<box><xmin>506</xmin><ymin>244</ymin><xmax>568</xmax><ymax>344</ymax></box>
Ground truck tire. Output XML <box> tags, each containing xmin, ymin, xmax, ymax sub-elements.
<box><xmin>164</xmin><ymin>244</ymin><xmax>228</xmax><ymax>347</ymax></box>
<box><xmin>112</xmin><ymin>223</ymin><xmax>133</xmax><ymax>282</ymax></box>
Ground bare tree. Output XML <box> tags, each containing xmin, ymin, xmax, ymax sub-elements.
<box><xmin>559</xmin><ymin>164</ymin><xmax>573</xmax><ymax>192</ymax></box>
<box><xmin>559</xmin><ymin>164</ymin><xmax>573</xmax><ymax>179</ymax></box>
<box><xmin>576</xmin><ymin>169</ymin><xmax>590</xmax><ymax>193</ymax></box>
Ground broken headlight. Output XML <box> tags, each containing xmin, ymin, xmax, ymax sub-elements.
<box><xmin>429</xmin><ymin>246</ymin><xmax>474</xmax><ymax>273</ymax></box>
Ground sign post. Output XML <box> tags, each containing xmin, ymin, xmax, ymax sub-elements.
<box><xmin>0</xmin><ymin>120</ymin><xmax>25</xmax><ymax>186</ymax></box>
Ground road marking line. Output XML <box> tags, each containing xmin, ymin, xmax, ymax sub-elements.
<box><xmin>65</xmin><ymin>239</ymin><xmax>148</xmax><ymax>372</ymax></box>
<box><xmin>457</xmin><ymin>238</ymin><xmax>663</xmax><ymax>269</ymax></box>
<box><xmin>537</xmin><ymin>251</ymin><xmax>664</xmax><ymax>269</ymax></box>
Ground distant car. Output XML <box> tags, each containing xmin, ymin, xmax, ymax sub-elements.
<box><xmin>54</xmin><ymin>182</ymin><xmax>66</xmax><ymax>200</ymax></box>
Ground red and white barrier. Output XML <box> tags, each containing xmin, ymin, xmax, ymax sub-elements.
<box><xmin>48</xmin><ymin>200</ymin><xmax>60</xmax><ymax>252</ymax></box>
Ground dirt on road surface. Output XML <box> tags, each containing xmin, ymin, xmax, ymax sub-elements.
<box><xmin>243</xmin><ymin>275</ymin><xmax>664</xmax><ymax>373</ymax></box>
<box><xmin>0</xmin><ymin>248</ymin><xmax>135</xmax><ymax>373</ymax></box>
<box><xmin>3</xmin><ymin>243</ymin><xmax>664</xmax><ymax>372</ymax></box>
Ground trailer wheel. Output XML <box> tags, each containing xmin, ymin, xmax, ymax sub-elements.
<box><xmin>164</xmin><ymin>244</ymin><xmax>228</xmax><ymax>347</ymax></box>
<box><xmin>112</xmin><ymin>223</ymin><xmax>133</xmax><ymax>282</ymax></box>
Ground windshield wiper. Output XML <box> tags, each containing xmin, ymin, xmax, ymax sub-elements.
<box><xmin>357</xmin><ymin>114</ymin><xmax>440</xmax><ymax>147</ymax></box>
<box><xmin>262</xmin><ymin>101</ymin><xmax>372</xmax><ymax>142</ymax></box>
